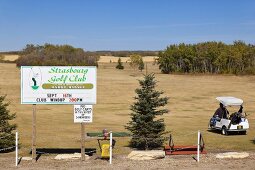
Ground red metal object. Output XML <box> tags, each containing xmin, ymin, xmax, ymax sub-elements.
<box><xmin>164</xmin><ymin>145</ymin><xmax>207</xmax><ymax>155</ymax></box>
<box><xmin>164</xmin><ymin>134</ymin><xmax>207</xmax><ymax>155</ymax></box>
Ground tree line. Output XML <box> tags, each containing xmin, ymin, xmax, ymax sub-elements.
<box><xmin>16</xmin><ymin>44</ymin><xmax>98</xmax><ymax>67</ymax></box>
<box><xmin>158</xmin><ymin>41</ymin><xmax>255</xmax><ymax>74</ymax></box>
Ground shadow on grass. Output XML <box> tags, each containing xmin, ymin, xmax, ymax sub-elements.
<box><xmin>18</xmin><ymin>157</ymin><xmax>22</xmax><ymax>164</ymax></box>
<box><xmin>207</xmin><ymin>129</ymin><xmax>247</xmax><ymax>136</ymax></box>
<box><xmin>0</xmin><ymin>147</ymin><xmax>15</xmax><ymax>153</ymax></box>
<box><xmin>207</xmin><ymin>129</ymin><xmax>221</xmax><ymax>135</ymax></box>
<box><xmin>27</xmin><ymin>148</ymin><xmax>97</xmax><ymax>161</ymax></box>
<box><xmin>29</xmin><ymin>148</ymin><xmax>96</xmax><ymax>155</ymax></box>
<box><xmin>36</xmin><ymin>153</ymin><xmax>42</xmax><ymax>161</ymax></box>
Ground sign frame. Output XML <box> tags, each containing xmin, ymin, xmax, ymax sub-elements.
<box><xmin>21</xmin><ymin>66</ymin><xmax>97</xmax><ymax>105</ymax></box>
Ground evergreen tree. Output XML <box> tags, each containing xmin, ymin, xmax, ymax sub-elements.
<box><xmin>0</xmin><ymin>95</ymin><xmax>16</xmax><ymax>151</ymax></box>
<box><xmin>115</xmin><ymin>57</ymin><xmax>124</xmax><ymax>69</ymax></box>
<box><xmin>125</xmin><ymin>74</ymin><xmax>169</xmax><ymax>150</ymax></box>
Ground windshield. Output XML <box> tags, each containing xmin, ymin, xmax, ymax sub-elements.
<box><xmin>225</xmin><ymin>105</ymin><xmax>243</xmax><ymax>114</ymax></box>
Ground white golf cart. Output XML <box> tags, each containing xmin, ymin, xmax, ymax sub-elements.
<box><xmin>209</xmin><ymin>97</ymin><xmax>249</xmax><ymax>135</ymax></box>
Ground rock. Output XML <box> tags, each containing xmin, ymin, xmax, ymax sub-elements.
<box><xmin>127</xmin><ymin>150</ymin><xmax>165</xmax><ymax>160</ymax></box>
<box><xmin>21</xmin><ymin>157</ymin><xmax>32</xmax><ymax>161</ymax></box>
<box><xmin>54</xmin><ymin>153</ymin><xmax>90</xmax><ymax>160</ymax></box>
<box><xmin>216</xmin><ymin>152</ymin><xmax>249</xmax><ymax>159</ymax></box>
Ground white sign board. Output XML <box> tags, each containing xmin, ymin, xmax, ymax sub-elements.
<box><xmin>74</xmin><ymin>105</ymin><xmax>93</xmax><ymax>123</ymax></box>
<box><xmin>21</xmin><ymin>66</ymin><xmax>96</xmax><ymax>104</ymax></box>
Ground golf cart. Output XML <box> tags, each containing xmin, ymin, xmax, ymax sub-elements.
<box><xmin>209</xmin><ymin>97</ymin><xmax>249</xmax><ymax>135</ymax></box>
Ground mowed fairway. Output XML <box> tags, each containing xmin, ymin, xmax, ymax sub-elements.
<box><xmin>0</xmin><ymin>61</ymin><xmax>255</xmax><ymax>155</ymax></box>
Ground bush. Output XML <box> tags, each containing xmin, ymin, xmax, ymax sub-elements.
<box><xmin>16</xmin><ymin>44</ymin><xmax>99</xmax><ymax>67</ymax></box>
<box><xmin>116</xmin><ymin>57</ymin><xmax>124</xmax><ymax>69</ymax></box>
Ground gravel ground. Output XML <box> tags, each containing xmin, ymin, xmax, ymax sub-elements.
<box><xmin>1</xmin><ymin>152</ymin><xmax>255</xmax><ymax>170</ymax></box>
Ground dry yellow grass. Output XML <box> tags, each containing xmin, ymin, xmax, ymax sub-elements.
<box><xmin>98</xmin><ymin>56</ymin><xmax>157</xmax><ymax>63</ymax></box>
<box><xmin>1</xmin><ymin>54</ymin><xmax>20</xmax><ymax>61</ymax></box>
<box><xmin>0</xmin><ymin>62</ymin><xmax>255</xmax><ymax>155</ymax></box>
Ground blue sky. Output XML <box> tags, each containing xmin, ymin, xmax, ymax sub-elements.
<box><xmin>0</xmin><ymin>0</ymin><xmax>254</xmax><ymax>51</ymax></box>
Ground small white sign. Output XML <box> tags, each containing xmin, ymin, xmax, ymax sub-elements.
<box><xmin>74</xmin><ymin>105</ymin><xmax>93</xmax><ymax>123</ymax></box>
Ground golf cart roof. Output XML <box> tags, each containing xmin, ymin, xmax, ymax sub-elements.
<box><xmin>216</xmin><ymin>97</ymin><xmax>243</xmax><ymax>106</ymax></box>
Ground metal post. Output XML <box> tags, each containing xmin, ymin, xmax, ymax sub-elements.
<box><xmin>197</xmin><ymin>130</ymin><xmax>200</xmax><ymax>162</ymax></box>
<box><xmin>15</xmin><ymin>131</ymin><xmax>18</xmax><ymax>166</ymax></box>
<box><xmin>109</xmin><ymin>132</ymin><xmax>112</xmax><ymax>164</ymax></box>
<box><xmin>81</xmin><ymin>123</ymin><xmax>85</xmax><ymax>161</ymax></box>
<box><xmin>32</xmin><ymin>104</ymin><xmax>36</xmax><ymax>163</ymax></box>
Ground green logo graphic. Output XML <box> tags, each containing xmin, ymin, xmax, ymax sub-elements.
<box><xmin>31</xmin><ymin>77</ymin><xmax>39</xmax><ymax>90</ymax></box>
<box><xmin>30</xmin><ymin>67</ymin><xmax>41</xmax><ymax>90</ymax></box>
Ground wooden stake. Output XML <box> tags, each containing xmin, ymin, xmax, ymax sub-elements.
<box><xmin>81</xmin><ymin>123</ymin><xmax>85</xmax><ymax>161</ymax></box>
<box><xmin>32</xmin><ymin>104</ymin><xmax>36</xmax><ymax>163</ymax></box>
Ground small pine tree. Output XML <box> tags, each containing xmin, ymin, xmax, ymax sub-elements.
<box><xmin>0</xmin><ymin>95</ymin><xmax>16</xmax><ymax>151</ymax></box>
<box><xmin>116</xmin><ymin>57</ymin><xmax>124</xmax><ymax>69</ymax></box>
<box><xmin>125</xmin><ymin>74</ymin><xmax>169</xmax><ymax>150</ymax></box>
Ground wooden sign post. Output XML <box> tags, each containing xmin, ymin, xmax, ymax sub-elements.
<box><xmin>81</xmin><ymin>123</ymin><xmax>85</xmax><ymax>161</ymax></box>
<box><xmin>74</xmin><ymin>105</ymin><xmax>93</xmax><ymax>161</ymax></box>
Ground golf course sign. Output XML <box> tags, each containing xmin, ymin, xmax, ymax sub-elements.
<box><xmin>21</xmin><ymin>66</ymin><xmax>96</xmax><ymax>104</ymax></box>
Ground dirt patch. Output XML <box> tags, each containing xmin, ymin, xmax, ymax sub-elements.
<box><xmin>1</xmin><ymin>152</ymin><xmax>255</xmax><ymax>170</ymax></box>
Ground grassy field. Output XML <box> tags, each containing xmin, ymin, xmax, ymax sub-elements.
<box><xmin>97</xmin><ymin>55</ymin><xmax>157</xmax><ymax>63</ymax></box>
<box><xmin>0</xmin><ymin>54</ymin><xmax>19</xmax><ymax>61</ymax></box>
<box><xmin>0</xmin><ymin>59</ymin><xmax>255</xmax><ymax>155</ymax></box>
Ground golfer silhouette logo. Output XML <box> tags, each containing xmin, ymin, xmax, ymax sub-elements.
<box><xmin>29</xmin><ymin>67</ymin><xmax>42</xmax><ymax>90</ymax></box>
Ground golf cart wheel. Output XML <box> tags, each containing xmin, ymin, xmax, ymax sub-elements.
<box><xmin>222</xmin><ymin>126</ymin><xmax>228</xmax><ymax>135</ymax></box>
